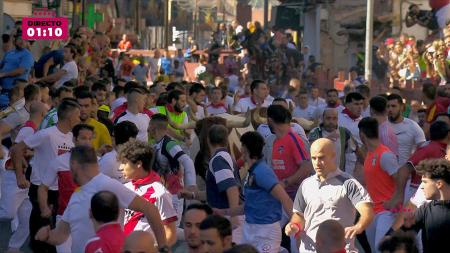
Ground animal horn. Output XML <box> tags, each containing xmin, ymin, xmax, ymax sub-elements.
<box><xmin>226</xmin><ymin>109</ymin><xmax>251</xmax><ymax>128</ymax></box>
<box><xmin>252</xmin><ymin>107</ymin><xmax>267</xmax><ymax>125</ymax></box>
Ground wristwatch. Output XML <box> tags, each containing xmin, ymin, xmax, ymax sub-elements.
<box><xmin>159</xmin><ymin>246</ymin><xmax>170</xmax><ymax>253</ymax></box>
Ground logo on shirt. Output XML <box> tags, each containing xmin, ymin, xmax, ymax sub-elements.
<box><xmin>57</xmin><ymin>143</ymin><xmax>72</xmax><ymax>155</ymax></box>
<box><xmin>246</xmin><ymin>174</ymin><xmax>255</xmax><ymax>187</ymax></box>
<box><xmin>277</xmin><ymin>145</ymin><xmax>284</xmax><ymax>154</ymax></box>
<box><xmin>372</xmin><ymin>154</ymin><xmax>378</xmax><ymax>166</ymax></box>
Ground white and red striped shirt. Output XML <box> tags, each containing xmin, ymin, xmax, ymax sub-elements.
<box><xmin>123</xmin><ymin>171</ymin><xmax>177</xmax><ymax>236</ymax></box>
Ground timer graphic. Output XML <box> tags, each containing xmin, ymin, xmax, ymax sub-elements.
<box><xmin>22</xmin><ymin>18</ymin><xmax>68</xmax><ymax>40</ymax></box>
<box><xmin>26</xmin><ymin>27</ymin><xmax>63</xmax><ymax>38</ymax></box>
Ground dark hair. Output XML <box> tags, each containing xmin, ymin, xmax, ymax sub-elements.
<box><xmin>326</xmin><ymin>88</ymin><xmax>338</xmax><ymax>96</ymax></box>
<box><xmin>24</xmin><ymin>84</ymin><xmax>40</xmax><ymax>102</ymax></box>
<box><xmin>378</xmin><ymin>229</ymin><xmax>419</xmax><ymax>253</ymax></box>
<box><xmin>63</xmin><ymin>79</ymin><xmax>78</xmax><ymax>88</ymax></box>
<box><xmin>113</xmin><ymin>86</ymin><xmax>124</xmax><ymax>98</ymax></box>
<box><xmin>429</xmin><ymin>121</ymin><xmax>450</xmax><ymax>141</ymax></box>
<box><xmin>74</xmin><ymin>89</ymin><xmax>94</xmax><ymax>100</ymax></box>
<box><xmin>57</xmin><ymin>98</ymin><xmax>80</xmax><ymax>120</ymax></box>
<box><xmin>240</xmin><ymin>131</ymin><xmax>264</xmax><ymax>160</ymax></box>
<box><xmin>166</xmin><ymin>82</ymin><xmax>184</xmax><ymax>92</ymax></box>
<box><xmin>224</xmin><ymin>245</ymin><xmax>259</xmax><ymax>253</ymax></box>
<box><xmin>168</xmin><ymin>89</ymin><xmax>185</xmax><ymax>103</ymax></box>
<box><xmin>358</xmin><ymin>117</ymin><xmax>379</xmax><ymax>139</ymax></box>
<box><xmin>199</xmin><ymin>215</ymin><xmax>232</xmax><ymax>238</ymax></box>
<box><xmin>416</xmin><ymin>159</ymin><xmax>450</xmax><ymax>185</ymax></box>
<box><xmin>117</xmin><ymin>139</ymin><xmax>153</xmax><ymax>172</ymax></box>
<box><xmin>151</xmin><ymin>113</ymin><xmax>168</xmax><ymax>123</ymax></box>
<box><xmin>91</xmin><ymin>82</ymin><xmax>107</xmax><ymax>92</ymax></box>
<box><xmin>123</xmin><ymin>81</ymin><xmax>140</xmax><ymax>94</ymax></box>
<box><xmin>345</xmin><ymin>92</ymin><xmax>365</xmax><ymax>104</ymax></box>
<box><xmin>298</xmin><ymin>88</ymin><xmax>308</xmax><ymax>96</ymax></box>
<box><xmin>113</xmin><ymin>121</ymin><xmax>139</xmax><ymax>146</ymax></box>
<box><xmin>273</xmin><ymin>97</ymin><xmax>287</xmax><ymax>103</ymax></box>
<box><xmin>387</xmin><ymin>94</ymin><xmax>403</xmax><ymax>105</ymax></box>
<box><xmin>64</xmin><ymin>44</ymin><xmax>77</xmax><ymax>59</ymax></box>
<box><xmin>208</xmin><ymin>124</ymin><xmax>229</xmax><ymax>147</ymax></box>
<box><xmin>72</xmin><ymin>124</ymin><xmax>94</xmax><ymax>139</ymax></box>
<box><xmin>186</xmin><ymin>203</ymin><xmax>213</xmax><ymax>215</ymax></box>
<box><xmin>355</xmin><ymin>85</ymin><xmax>370</xmax><ymax>97</ymax></box>
<box><xmin>422</xmin><ymin>82</ymin><xmax>436</xmax><ymax>100</ymax></box>
<box><xmin>369</xmin><ymin>96</ymin><xmax>387</xmax><ymax>114</ymax></box>
<box><xmin>267</xmin><ymin>104</ymin><xmax>291</xmax><ymax>124</ymax></box>
<box><xmin>250</xmin><ymin>80</ymin><xmax>266</xmax><ymax>93</ymax></box>
<box><xmin>90</xmin><ymin>191</ymin><xmax>119</xmax><ymax>223</ymax></box>
<box><xmin>156</xmin><ymin>92</ymin><xmax>169</xmax><ymax>106</ymax></box>
<box><xmin>189</xmin><ymin>83</ymin><xmax>205</xmax><ymax>96</ymax></box>
<box><xmin>70</xmin><ymin>145</ymin><xmax>98</xmax><ymax>165</ymax></box>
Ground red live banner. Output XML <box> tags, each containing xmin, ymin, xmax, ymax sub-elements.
<box><xmin>22</xmin><ymin>17</ymin><xmax>69</xmax><ymax>40</ymax></box>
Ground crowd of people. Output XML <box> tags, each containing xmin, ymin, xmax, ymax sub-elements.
<box><xmin>375</xmin><ymin>24</ymin><xmax>450</xmax><ymax>87</ymax></box>
<box><xmin>0</xmin><ymin>11</ymin><xmax>449</xmax><ymax>253</ymax></box>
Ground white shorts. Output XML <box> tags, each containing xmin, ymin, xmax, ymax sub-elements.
<box><xmin>243</xmin><ymin>221</ymin><xmax>281</xmax><ymax>253</ymax></box>
<box><xmin>225</xmin><ymin>215</ymin><xmax>245</xmax><ymax>244</ymax></box>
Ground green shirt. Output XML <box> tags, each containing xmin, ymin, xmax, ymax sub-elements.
<box><xmin>40</xmin><ymin>107</ymin><xmax>58</xmax><ymax>129</ymax></box>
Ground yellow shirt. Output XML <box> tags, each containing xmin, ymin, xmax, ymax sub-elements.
<box><xmin>87</xmin><ymin>118</ymin><xmax>112</xmax><ymax>150</ymax></box>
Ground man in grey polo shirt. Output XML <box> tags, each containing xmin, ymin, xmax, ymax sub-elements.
<box><xmin>285</xmin><ymin>138</ymin><xmax>374</xmax><ymax>253</ymax></box>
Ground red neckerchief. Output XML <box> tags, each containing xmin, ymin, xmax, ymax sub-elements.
<box><xmin>209</xmin><ymin>102</ymin><xmax>226</xmax><ymax>109</ymax></box>
<box><xmin>250</xmin><ymin>96</ymin><xmax>260</xmax><ymax>106</ymax></box>
<box><xmin>23</xmin><ymin>120</ymin><xmax>38</xmax><ymax>132</ymax></box>
<box><xmin>166</xmin><ymin>104</ymin><xmax>182</xmax><ymax>115</ymax></box>
<box><xmin>342</xmin><ymin>108</ymin><xmax>360</xmax><ymax>120</ymax></box>
<box><xmin>131</xmin><ymin>171</ymin><xmax>161</xmax><ymax>190</ymax></box>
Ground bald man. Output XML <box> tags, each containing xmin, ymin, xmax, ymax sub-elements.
<box><xmin>285</xmin><ymin>138</ymin><xmax>374</xmax><ymax>253</ymax></box>
<box><xmin>123</xmin><ymin>231</ymin><xmax>157</xmax><ymax>253</ymax></box>
<box><xmin>315</xmin><ymin>220</ymin><xmax>346</xmax><ymax>253</ymax></box>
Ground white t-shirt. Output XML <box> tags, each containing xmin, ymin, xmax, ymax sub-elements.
<box><xmin>62</xmin><ymin>173</ymin><xmax>136</xmax><ymax>253</ymax></box>
<box><xmin>41</xmin><ymin>151</ymin><xmax>71</xmax><ymax>189</ymax></box>
<box><xmin>410</xmin><ymin>187</ymin><xmax>429</xmax><ymax>207</ymax></box>
<box><xmin>115</xmin><ymin>110</ymin><xmax>150</xmax><ymax>142</ymax></box>
<box><xmin>124</xmin><ymin>179</ymin><xmax>177</xmax><ymax>235</ymax></box>
<box><xmin>99</xmin><ymin>150</ymin><xmax>126</xmax><ymax>183</ymax></box>
<box><xmin>206</xmin><ymin>104</ymin><xmax>228</xmax><ymax>115</ymax></box>
<box><xmin>234</xmin><ymin>96</ymin><xmax>272</xmax><ymax>113</ymax></box>
<box><xmin>389</xmin><ymin>118</ymin><xmax>426</xmax><ymax>165</ymax></box>
<box><xmin>338</xmin><ymin>112</ymin><xmax>362</xmax><ymax>145</ymax></box>
<box><xmin>15</xmin><ymin>125</ymin><xmax>35</xmax><ymax>143</ymax></box>
<box><xmin>55</xmin><ymin>60</ymin><xmax>78</xmax><ymax>88</ymax></box>
<box><xmin>186</xmin><ymin>105</ymin><xmax>205</xmax><ymax>120</ymax></box>
<box><xmin>224</xmin><ymin>96</ymin><xmax>234</xmax><ymax>108</ymax></box>
<box><xmin>24</xmin><ymin>126</ymin><xmax>74</xmax><ymax>188</ymax></box>
<box><xmin>293</xmin><ymin>105</ymin><xmax>317</xmax><ymax>121</ymax></box>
